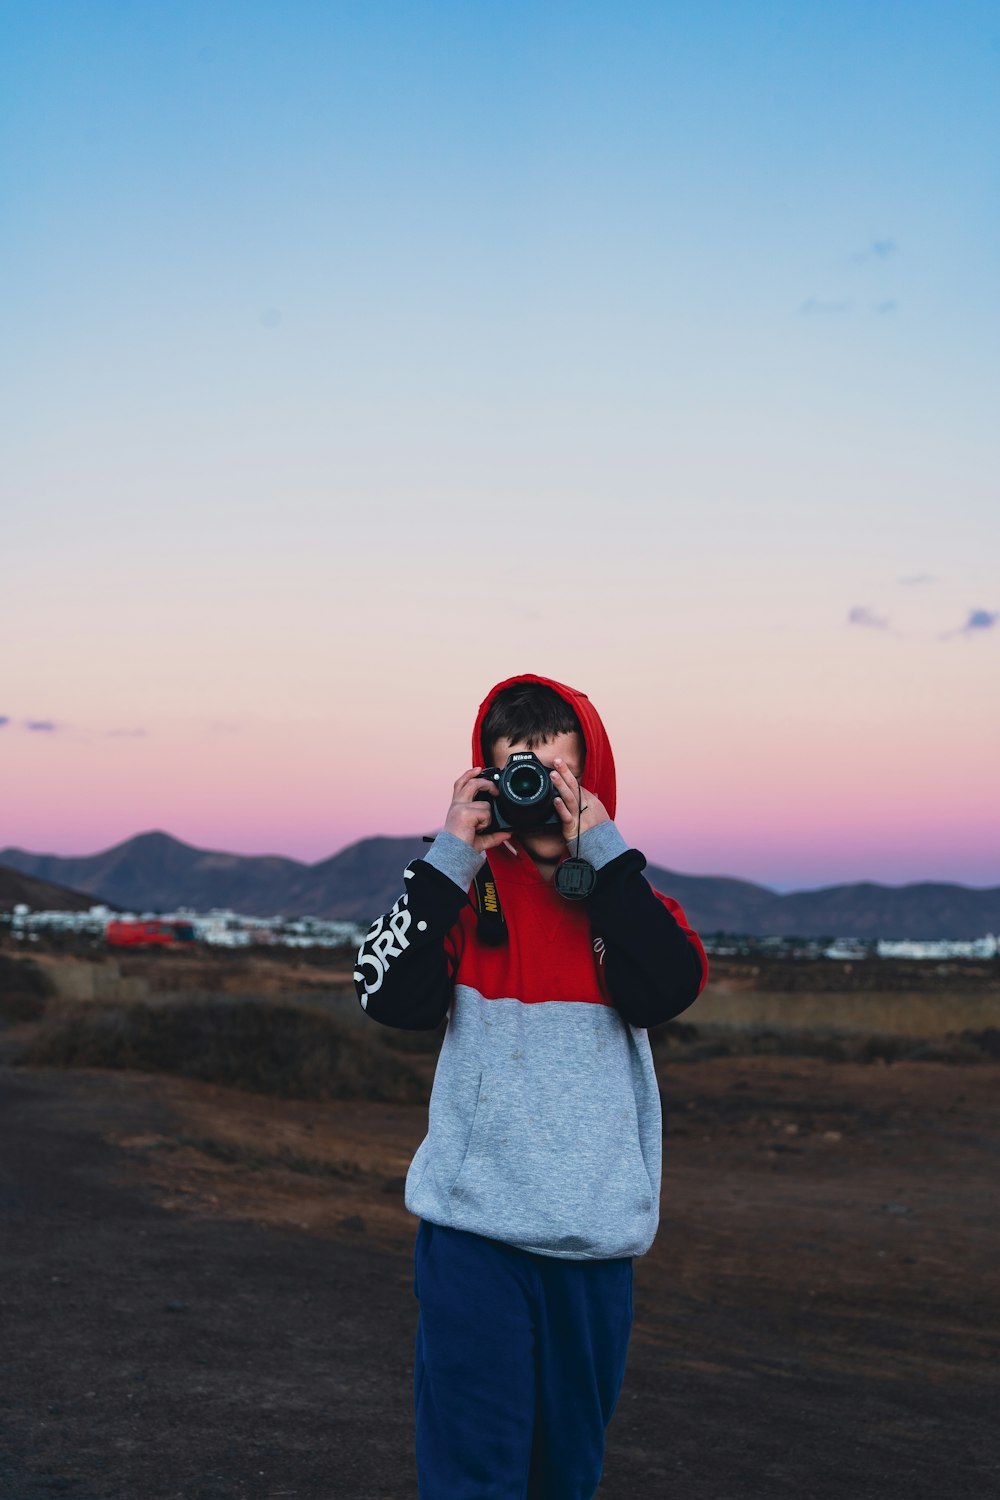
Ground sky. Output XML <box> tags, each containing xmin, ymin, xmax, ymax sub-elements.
<box><xmin>2</xmin><ymin>1</ymin><xmax>999</xmax><ymax>891</ymax></box>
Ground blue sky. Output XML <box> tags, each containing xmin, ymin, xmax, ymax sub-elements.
<box><xmin>6</xmin><ymin>2</ymin><xmax>998</xmax><ymax>567</ymax></box>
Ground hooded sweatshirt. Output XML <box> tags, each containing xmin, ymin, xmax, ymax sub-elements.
<box><xmin>355</xmin><ymin>675</ymin><xmax>708</xmax><ymax>1260</ymax></box>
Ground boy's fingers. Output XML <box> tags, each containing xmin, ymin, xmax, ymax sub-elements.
<box><xmin>551</xmin><ymin>761</ymin><xmax>579</xmax><ymax>792</ymax></box>
<box><xmin>459</xmin><ymin>781</ymin><xmax>497</xmax><ymax>804</ymax></box>
<box><xmin>451</xmin><ymin>806</ymin><xmax>488</xmax><ymax>837</ymax></box>
<box><xmin>453</xmin><ymin>770</ymin><xmax>497</xmax><ymax>803</ymax></box>
<box><xmin>454</xmin><ymin>767</ymin><xmax>484</xmax><ymax>793</ymax></box>
<box><xmin>552</xmin><ymin>766</ymin><xmax>587</xmax><ymax>811</ymax></box>
<box><xmin>478</xmin><ymin>831</ymin><xmax>512</xmax><ymax>850</ymax></box>
<box><xmin>553</xmin><ymin>795</ymin><xmax>579</xmax><ymax>840</ymax></box>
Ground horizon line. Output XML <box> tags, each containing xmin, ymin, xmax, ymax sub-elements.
<box><xmin>2</xmin><ymin>827</ymin><xmax>999</xmax><ymax>897</ymax></box>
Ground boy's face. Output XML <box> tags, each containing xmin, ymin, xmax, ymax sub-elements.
<box><xmin>489</xmin><ymin>730</ymin><xmax>583</xmax><ymax>780</ymax></box>
<box><xmin>489</xmin><ymin>731</ymin><xmax>585</xmax><ymax>863</ymax></box>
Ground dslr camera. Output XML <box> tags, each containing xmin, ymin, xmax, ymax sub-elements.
<box><xmin>476</xmin><ymin>752</ymin><xmax>560</xmax><ymax>833</ymax></box>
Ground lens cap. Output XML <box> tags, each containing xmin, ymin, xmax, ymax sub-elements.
<box><xmin>554</xmin><ymin>857</ymin><xmax>597</xmax><ymax>900</ymax></box>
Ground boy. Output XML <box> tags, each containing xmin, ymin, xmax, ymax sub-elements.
<box><xmin>355</xmin><ymin>674</ymin><xmax>708</xmax><ymax>1500</ymax></box>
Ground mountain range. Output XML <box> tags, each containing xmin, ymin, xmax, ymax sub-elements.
<box><xmin>2</xmin><ymin>830</ymin><xmax>998</xmax><ymax>939</ymax></box>
<box><xmin>0</xmin><ymin>865</ymin><xmax>105</xmax><ymax>915</ymax></box>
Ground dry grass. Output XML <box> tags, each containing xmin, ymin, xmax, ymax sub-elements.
<box><xmin>16</xmin><ymin>993</ymin><xmax>431</xmax><ymax>1103</ymax></box>
<box><xmin>653</xmin><ymin>1016</ymin><xmax>1000</xmax><ymax>1064</ymax></box>
<box><xmin>0</xmin><ymin>953</ymin><xmax>57</xmax><ymax>1022</ymax></box>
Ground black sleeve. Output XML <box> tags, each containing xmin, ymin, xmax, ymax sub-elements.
<box><xmin>585</xmin><ymin>849</ymin><xmax>706</xmax><ymax>1029</ymax></box>
<box><xmin>354</xmin><ymin>858</ymin><xmax>467</xmax><ymax>1029</ymax></box>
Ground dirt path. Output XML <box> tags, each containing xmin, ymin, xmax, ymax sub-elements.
<box><xmin>2</xmin><ymin>1059</ymin><xmax>999</xmax><ymax>1499</ymax></box>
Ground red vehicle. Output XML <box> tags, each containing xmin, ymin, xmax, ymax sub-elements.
<box><xmin>106</xmin><ymin>919</ymin><xmax>197</xmax><ymax>948</ymax></box>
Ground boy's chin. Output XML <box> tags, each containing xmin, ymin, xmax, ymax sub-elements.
<box><xmin>517</xmin><ymin>831</ymin><xmax>566</xmax><ymax>864</ymax></box>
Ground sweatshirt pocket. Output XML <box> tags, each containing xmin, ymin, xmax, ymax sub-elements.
<box><xmin>447</xmin><ymin>1056</ymin><xmax>654</xmax><ymax>1254</ymax></box>
<box><xmin>448</xmin><ymin>1070</ymin><xmax>489</xmax><ymax>1204</ymax></box>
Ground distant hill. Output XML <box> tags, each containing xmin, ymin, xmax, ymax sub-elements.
<box><xmin>0</xmin><ymin>830</ymin><xmax>430</xmax><ymax>924</ymax></box>
<box><xmin>643</xmin><ymin>867</ymin><xmax>1000</xmax><ymax>944</ymax></box>
<box><xmin>0</xmin><ymin>864</ymin><xmax>107</xmax><ymax>914</ymax></box>
<box><xmin>1</xmin><ymin>831</ymin><xmax>998</xmax><ymax>940</ymax></box>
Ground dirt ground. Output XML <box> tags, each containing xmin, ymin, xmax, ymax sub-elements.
<box><xmin>2</xmin><ymin>1051</ymin><xmax>999</xmax><ymax>1500</ymax></box>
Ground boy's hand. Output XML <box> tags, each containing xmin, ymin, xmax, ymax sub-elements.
<box><xmin>443</xmin><ymin>769</ymin><xmax>514</xmax><ymax>853</ymax></box>
<box><xmin>550</xmin><ymin>758</ymin><xmax>610</xmax><ymax>845</ymax></box>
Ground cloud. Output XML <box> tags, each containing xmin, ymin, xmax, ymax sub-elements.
<box><xmin>799</xmin><ymin>296</ymin><xmax>896</xmax><ymax>317</ymax></box>
<box><xmin>853</xmin><ymin>238</ymin><xmax>898</xmax><ymax>262</ymax></box>
<box><xmin>800</xmin><ymin>298</ymin><xmax>853</xmax><ymax>316</ymax></box>
<box><xmin>2</xmin><ymin>719</ymin><xmax>149</xmax><ymax>737</ymax></box>
<box><xmin>848</xmin><ymin>605</ymin><xmax>890</xmax><ymax>630</ymax></box>
<box><xmin>960</xmin><ymin>608</ymin><xmax>997</xmax><ymax>634</ymax></box>
<box><xmin>900</xmin><ymin>574</ymin><xmax>936</xmax><ymax>585</ymax></box>
<box><xmin>939</xmin><ymin>608</ymin><xmax>998</xmax><ymax>641</ymax></box>
<box><xmin>0</xmin><ymin>717</ymin><xmax>150</xmax><ymax>737</ymax></box>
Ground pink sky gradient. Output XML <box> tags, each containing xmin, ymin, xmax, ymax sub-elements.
<box><xmin>4</xmin><ymin>601</ymin><xmax>998</xmax><ymax>889</ymax></box>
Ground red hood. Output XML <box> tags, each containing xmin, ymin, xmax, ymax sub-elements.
<box><xmin>472</xmin><ymin>673</ymin><xmax>617</xmax><ymax>819</ymax></box>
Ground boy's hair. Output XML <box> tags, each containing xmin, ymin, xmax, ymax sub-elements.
<box><xmin>480</xmin><ymin>683</ymin><xmax>584</xmax><ymax>764</ymax></box>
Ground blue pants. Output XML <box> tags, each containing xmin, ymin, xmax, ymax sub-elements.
<box><xmin>413</xmin><ymin>1220</ymin><xmax>634</xmax><ymax>1500</ymax></box>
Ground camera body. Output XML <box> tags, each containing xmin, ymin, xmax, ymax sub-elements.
<box><xmin>475</xmin><ymin>751</ymin><xmax>561</xmax><ymax>833</ymax></box>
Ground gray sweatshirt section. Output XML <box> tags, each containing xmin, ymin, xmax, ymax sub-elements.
<box><xmin>577</xmin><ymin>820</ymin><xmax>629</xmax><ymax>868</ymax></box>
<box><xmin>423</xmin><ymin>829</ymin><xmax>485</xmax><ymax>889</ymax></box>
<box><xmin>422</xmin><ymin>820</ymin><xmax>627</xmax><ymax>888</ymax></box>
<box><xmin>405</xmin><ymin>986</ymin><xmax>662</xmax><ymax>1260</ymax></box>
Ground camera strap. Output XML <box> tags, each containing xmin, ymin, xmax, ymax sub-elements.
<box><xmin>471</xmin><ymin>860</ymin><xmax>508</xmax><ymax>946</ymax></box>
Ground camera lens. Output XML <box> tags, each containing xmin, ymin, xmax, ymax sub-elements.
<box><xmin>507</xmin><ymin>765</ymin><xmax>544</xmax><ymax>801</ymax></box>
